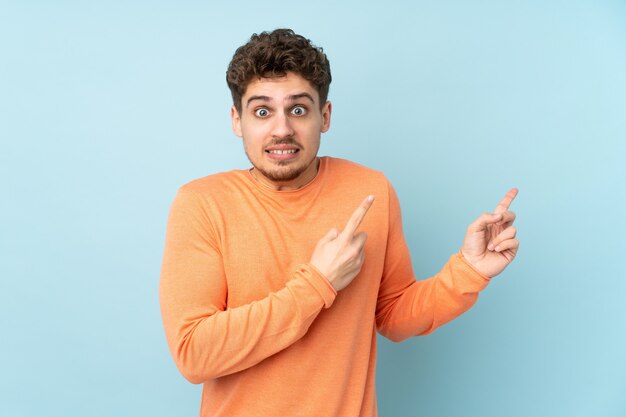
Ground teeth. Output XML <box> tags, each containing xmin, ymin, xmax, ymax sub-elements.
<box><xmin>268</xmin><ymin>149</ymin><xmax>297</xmax><ymax>154</ymax></box>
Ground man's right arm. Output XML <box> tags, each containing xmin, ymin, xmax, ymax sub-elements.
<box><xmin>159</xmin><ymin>189</ymin><xmax>337</xmax><ymax>384</ymax></box>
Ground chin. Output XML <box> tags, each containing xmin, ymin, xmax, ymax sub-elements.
<box><xmin>257</xmin><ymin>165</ymin><xmax>307</xmax><ymax>182</ymax></box>
<box><xmin>246</xmin><ymin>150</ymin><xmax>318</xmax><ymax>184</ymax></box>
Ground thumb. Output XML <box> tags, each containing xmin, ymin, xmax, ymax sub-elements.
<box><xmin>320</xmin><ymin>227</ymin><xmax>339</xmax><ymax>243</ymax></box>
<box><xmin>469</xmin><ymin>212</ymin><xmax>502</xmax><ymax>233</ymax></box>
<box><xmin>353</xmin><ymin>231</ymin><xmax>368</xmax><ymax>246</ymax></box>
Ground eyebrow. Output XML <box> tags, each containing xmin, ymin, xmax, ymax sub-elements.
<box><xmin>246</xmin><ymin>92</ymin><xmax>316</xmax><ymax>108</ymax></box>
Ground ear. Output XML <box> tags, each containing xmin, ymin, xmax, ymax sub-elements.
<box><xmin>321</xmin><ymin>101</ymin><xmax>332</xmax><ymax>133</ymax></box>
<box><xmin>231</xmin><ymin>106</ymin><xmax>243</xmax><ymax>137</ymax></box>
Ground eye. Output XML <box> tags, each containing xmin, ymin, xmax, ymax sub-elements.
<box><xmin>255</xmin><ymin>108</ymin><xmax>269</xmax><ymax>118</ymax></box>
<box><xmin>291</xmin><ymin>106</ymin><xmax>307</xmax><ymax>116</ymax></box>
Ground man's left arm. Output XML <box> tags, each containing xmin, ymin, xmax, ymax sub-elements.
<box><xmin>375</xmin><ymin>185</ymin><xmax>519</xmax><ymax>342</ymax></box>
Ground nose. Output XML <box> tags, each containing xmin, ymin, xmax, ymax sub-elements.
<box><xmin>271</xmin><ymin>112</ymin><xmax>295</xmax><ymax>139</ymax></box>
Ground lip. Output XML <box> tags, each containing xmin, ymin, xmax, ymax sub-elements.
<box><xmin>265</xmin><ymin>144</ymin><xmax>299</xmax><ymax>151</ymax></box>
<box><xmin>265</xmin><ymin>143</ymin><xmax>301</xmax><ymax>161</ymax></box>
<box><xmin>265</xmin><ymin>147</ymin><xmax>300</xmax><ymax>161</ymax></box>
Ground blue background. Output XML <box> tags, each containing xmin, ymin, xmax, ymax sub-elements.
<box><xmin>1</xmin><ymin>1</ymin><xmax>625</xmax><ymax>416</ymax></box>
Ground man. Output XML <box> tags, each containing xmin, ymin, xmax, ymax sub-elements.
<box><xmin>160</xmin><ymin>28</ymin><xmax>519</xmax><ymax>416</ymax></box>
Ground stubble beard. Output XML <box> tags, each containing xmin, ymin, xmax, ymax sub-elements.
<box><xmin>246</xmin><ymin>151</ymin><xmax>313</xmax><ymax>182</ymax></box>
<box><xmin>245</xmin><ymin>138</ymin><xmax>319</xmax><ymax>183</ymax></box>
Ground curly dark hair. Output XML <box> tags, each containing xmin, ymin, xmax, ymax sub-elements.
<box><xmin>226</xmin><ymin>28</ymin><xmax>332</xmax><ymax>113</ymax></box>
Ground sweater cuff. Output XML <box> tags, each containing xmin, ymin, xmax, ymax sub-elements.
<box><xmin>452</xmin><ymin>252</ymin><xmax>491</xmax><ymax>292</ymax></box>
<box><xmin>298</xmin><ymin>264</ymin><xmax>337</xmax><ymax>309</ymax></box>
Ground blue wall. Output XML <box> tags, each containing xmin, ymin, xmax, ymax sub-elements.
<box><xmin>1</xmin><ymin>1</ymin><xmax>624</xmax><ymax>416</ymax></box>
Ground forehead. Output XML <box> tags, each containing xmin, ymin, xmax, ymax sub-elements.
<box><xmin>243</xmin><ymin>72</ymin><xmax>319</xmax><ymax>103</ymax></box>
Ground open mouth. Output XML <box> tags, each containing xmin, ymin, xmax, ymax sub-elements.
<box><xmin>266</xmin><ymin>149</ymin><xmax>299</xmax><ymax>155</ymax></box>
<box><xmin>265</xmin><ymin>144</ymin><xmax>300</xmax><ymax>160</ymax></box>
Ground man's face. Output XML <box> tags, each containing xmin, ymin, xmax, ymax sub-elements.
<box><xmin>231</xmin><ymin>72</ymin><xmax>331</xmax><ymax>189</ymax></box>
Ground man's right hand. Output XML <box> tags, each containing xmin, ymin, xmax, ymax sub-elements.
<box><xmin>310</xmin><ymin>195</ymin><xmax>375</xmax><ymax>291</ymax></box>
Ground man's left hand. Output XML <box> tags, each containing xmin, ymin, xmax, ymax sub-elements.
<box><xmin>460</xmin><ymin>188</ymin><xmax>519</xmax><ymax>278</ymax></box>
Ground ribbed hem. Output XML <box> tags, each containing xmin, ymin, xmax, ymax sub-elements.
<box><xmin>298</xmin><ymin>263</ymin><xmax>337</xmax><ymax>309</ymax></box>
<box><xmin>454</xmin><ymin>252</ymin><xmax>491</xmax><ymax>291</ymax></box>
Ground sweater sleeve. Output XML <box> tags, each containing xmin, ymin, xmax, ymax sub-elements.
<box><xmin>159</xmin><ymin>189</ymin><xmax>337</xmax><ymax>383</ymax></box>
<box><xmin>375</xmin><ymin>182</ymin><xmax>491</xmax><ymax>342</ymax></box>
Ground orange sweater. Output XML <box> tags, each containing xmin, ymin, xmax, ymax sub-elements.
<box><xmin>160</xmin><ymin>157</ymin><xmax>490</xmax><ymax>416</ymax></box>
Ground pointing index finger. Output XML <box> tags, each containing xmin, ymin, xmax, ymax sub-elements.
<box><xmin>494</xmin><ymin>187</ymin><xmax>519</xmax><ymax>214</ymax></box>
<box><xmin>341</xmin><ymin>195</ymin><xmax>375</xmax><ymax>239</ymax></box>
